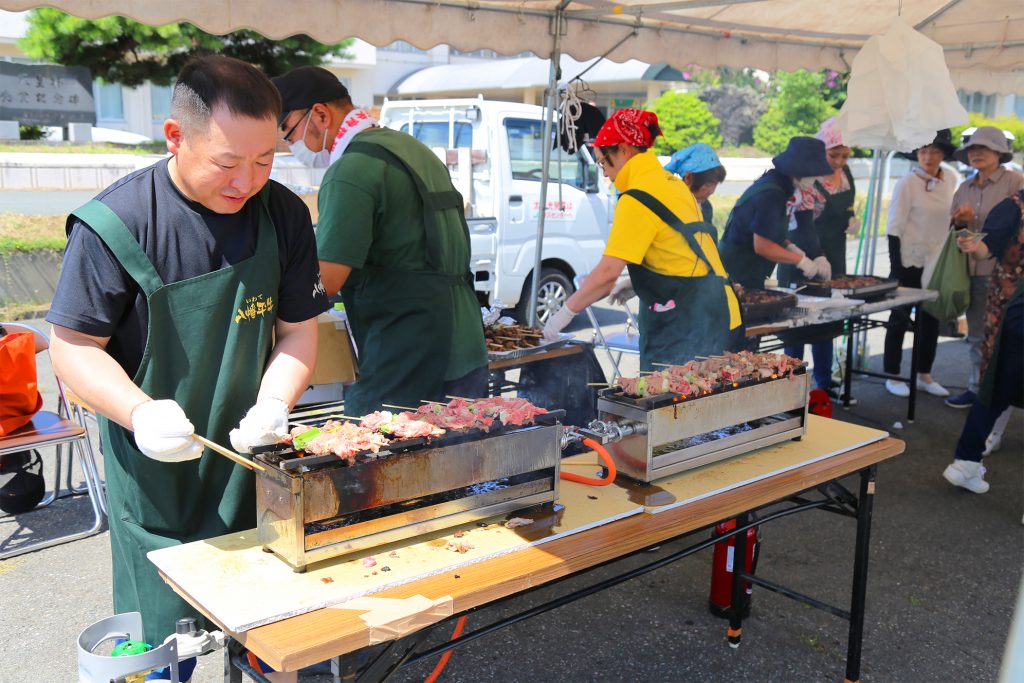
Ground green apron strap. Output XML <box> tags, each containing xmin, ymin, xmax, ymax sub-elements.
<box><xmin>71</xmin><ymin>200</ymin><xmax>164</xmax><ymax>297</ymax></box>
<box><xmin>346</xmin><ymin>139</ymin><xmax>464</xmax><ymax>273</ymax></box>
<box><xmin>622</xmin><ymin>189</ymin><xmax>717</xmax><ymax>272</ymax></box>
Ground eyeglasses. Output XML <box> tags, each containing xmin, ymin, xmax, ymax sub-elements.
<box><xmin>281</xmin><ymin>108</ymin><xmax>311</xmax><ymax>144</ymax></box>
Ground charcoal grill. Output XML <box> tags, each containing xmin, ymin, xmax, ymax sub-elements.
<box><xmin>254</xmin><ymin>411</ymin><xmax>565</xmax><ymax>571</ymax></box>
<box><xmin>796</xmin><ymin>277</ymin><xmax>898</xmax><ymax>301</ymax></box>
<box><xmin>585</xmin><ymin>369</ymin><xmax>809</xmax><ymax>483</ymax></box>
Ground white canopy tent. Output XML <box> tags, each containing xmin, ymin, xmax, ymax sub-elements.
<box><xmin>4</xmin><ymin>0</ymin><xmax>1021</xmax><ymax>321</ymax></box>
<box><xmin>3</xmin><ymin>0</ymin><xmax>1022</xmax><ymax>93</ymax></box>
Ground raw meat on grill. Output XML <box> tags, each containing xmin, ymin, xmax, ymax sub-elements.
<box><xmin>300</xmin><ymin>420</ymin><xmax>391</xmax><ymax>462</ymax></box>
<box><xmin>359</xmin><ymin>411</ymin><xmax>446</xmax><ymax>439</ymax></box>
<box><xmin>615</xmin><ymin>351</ymin><xmax>803</xmax><ymax>398</ymax></box>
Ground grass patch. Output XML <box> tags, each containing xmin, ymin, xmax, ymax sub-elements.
<box><xmin>0</xmin><ymin>301</ymin><xmax>49</xmax><ymax>320</ymax></box>
<box><xmin>0</xmin><ymin>214</ymin><xmax>67</xmax><ymax>254</ymax></box>
<box><xmin>0</xmin><ymin>140</ymin><xmax>167</xmax><ymax>155</ymax></box>
<box><xmin>707</xmin><ymin>193</ymin><xmax>892</xmax><ymax>238</ymax></box>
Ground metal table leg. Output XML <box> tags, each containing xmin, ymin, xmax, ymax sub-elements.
<box><xmin>727</xmin><ymin>511</ymin><xmax>750</xmax><ymax>648</ymax></box>
<box><xmin>844</xmin><ymin>323</ymin><xmax>855</xmax><ymax>408</ymax></box>
<box><xmin>907</xmin><ymin>307</ymin><xmax>920</xmax><ymax>423</ymax></box>
<box><xmin>844</xmin><ymin>466</ymin><xmax>877</xmax><ymax>683</ymax></box>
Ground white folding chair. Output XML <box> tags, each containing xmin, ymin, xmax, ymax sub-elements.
<box><xmin>573</xmin><ymin>274</ymin><xmax>641</xmax><ymax>381</ymax></box>
<box><xmin>0</xmin><ymin>322</ymin><xmax>106</xmax><ymax>559</ymax></box>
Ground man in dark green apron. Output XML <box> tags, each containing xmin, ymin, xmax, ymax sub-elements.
<box><xmin>543</xmin><ymin>109</ymin><xmax>742</xmax><ymax>371</ymax></box>
<box><xmin>778</xmin><ymin>119</ymin><xmax>858</xmax><ymax>394</ymax></box>
<box><xmin>274</xmin><ymin>68</ymin><xmax>487</xmax><ymax>415</ymax></box>
<box><xmin>47</xmin><ymin>57</ymin><xmax>328</xmax><ymax>679</ymax></box>
<box><xmin>719</xmin><ymin>136</ymin><xmax>834</xmax><ymax>290</ymax></box>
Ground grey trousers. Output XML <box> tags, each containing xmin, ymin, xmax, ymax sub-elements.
<box><xmin>965</xmin><ymin>275</ymin><xmax>990</xmax><ymax>393</ymax></box>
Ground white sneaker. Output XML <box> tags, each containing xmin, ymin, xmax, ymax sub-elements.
<box><xmin>885</xmin><ymin>379</ymin><xmax>910</xmax><ymax>398</ymax></box>
<box><xmin>942</xmin><ymin>459</ymin><xmax>990</xmax><ymax>494</ymax></box>
<box><xmin>982</xmin><ymin>432</ymin><xmax>1002</xmax><ymax>457</ymax></box>
<box><xmin>916</xmin><ymin>378</ymin><xmax>950</xmax><ymax>397</ymax></box>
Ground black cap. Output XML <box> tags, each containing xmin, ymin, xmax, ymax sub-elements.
<box><xmin>271</xmin><ymin>66</ymin><xmax>349</xmax><ymax>125</ymax></box>
<box><xmin>898</xmin><ymin>129</ymin><xmax>957</xmax><ymax>161</ymax></box>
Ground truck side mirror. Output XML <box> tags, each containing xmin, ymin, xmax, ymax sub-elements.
<box><xmin>584</xmin><ymin>163</ymin><xmax>600</xmax><ymax>193</ymax></box>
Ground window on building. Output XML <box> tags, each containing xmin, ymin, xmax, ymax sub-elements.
<box><xmin>150</xmin><ymin>84</ymin><xmax>173</xmax><ymax>122</ymax></box>
<box><xmin>381</xmin><ymin>40</ymin><xmax>426</xmax><ymax>55</ymax></box>
<box><xmin>93</xmin><ymin>80</ymin><xmax>124</xmax><ymax>121</ymax></box>
<box><xmin>505</xmin><ymin>118</ymin><xmax>586</xmax><ymax>188</ymax></box>
<box><xmin>399</xmin><ymin>121</ymin><xmax>472</xmax><ymax>148</ymax></box>
<box><xmin>957</xmin><ymin>90</ymin><xmax>995</xmax><ymax>117</ymax></box>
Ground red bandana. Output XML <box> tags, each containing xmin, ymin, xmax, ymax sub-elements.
<box><xmin>593</xmin><ymin>109</ymin><xmax>662</xmax><ymax>148</ymax></box>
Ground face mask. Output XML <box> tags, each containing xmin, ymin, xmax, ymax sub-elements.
<box><xmin>289</xmin><ymin>111</ymin><xmax>332</xmax><ymax>168</ymax></box>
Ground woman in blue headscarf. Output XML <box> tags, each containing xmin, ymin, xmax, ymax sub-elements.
<box><xmin>664</xmin><ymin>143</ymin><xmax>727</xmax><ymax>224</ymax></box>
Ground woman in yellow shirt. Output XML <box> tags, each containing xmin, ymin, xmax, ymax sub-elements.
<box><xmin>543</xmin><ymin>109</ymin><xmax>741</xmax><ymax>370</ymax></box>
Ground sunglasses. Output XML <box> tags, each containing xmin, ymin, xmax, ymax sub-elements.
<box><xmin>281</xmin><ymin>108</ymin><xmax>311</xmax><ymax>144</ymax></box>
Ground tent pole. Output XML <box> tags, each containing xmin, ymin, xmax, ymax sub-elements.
<box><xmin>855</xmin><ymin>149</ymin><xmax>885</xmax><ymax>368</ymax></box>
<box><xmin>527</xmin><ymin>4</ymin><xmax>568</xmax><ymax>327</ymax></box>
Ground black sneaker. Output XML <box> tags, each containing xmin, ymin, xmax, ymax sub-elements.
<box><xmin>945</xmin><ymin>390</ymin><xmax>976</xmax><ymax>409</ymax></box>
<box><xmin>825</xmin><ymin>388</ymin><xmax>858</xmax><ymax>406</ymax></box>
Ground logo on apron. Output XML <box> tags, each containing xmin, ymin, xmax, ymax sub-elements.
<box><xmin>235</xmin><ymin>293</ymin><xmax>275</xmax><ymax>324</ymax></box>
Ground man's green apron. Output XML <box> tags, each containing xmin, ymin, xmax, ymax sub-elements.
<box><xmin>622</xmin><ymin>190</ymin><xmax>732</xmax><ymax>371</ymax></box>
<box><xmin>719</xmin><ymin>177</ymin><xmax>787</xmax><ymax>289</ymax></box>
<box><xmin>71</xmin><ymin>193</ymin><xmax>278</xmax><ymax>642</ymax></box>
<box><xmin>339</xmin><ymin>138</ymin><xmax>486</xmax><ymax>416</ymax></box>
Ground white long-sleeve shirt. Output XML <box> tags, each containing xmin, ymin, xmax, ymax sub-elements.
<box><xmin>887</xmin><ymin>168</ymin><xmax>956</xmax><ymax>269</ymax></box>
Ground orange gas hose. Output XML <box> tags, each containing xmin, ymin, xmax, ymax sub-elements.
<box><xmin>559</xmin><ymin>437</ymin><xmax>617</xmax><ymax>486</ymax></box>
<box><xmin>424</xmin><ymin>615</ymin><xmax>467</xmax><ymax>683</ymax></box>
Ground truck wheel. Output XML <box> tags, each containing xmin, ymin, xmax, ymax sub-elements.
<box><xmin>515</xmin><ymin>267</ymin><xmax>575</xmax><ymax>326</ymax></box>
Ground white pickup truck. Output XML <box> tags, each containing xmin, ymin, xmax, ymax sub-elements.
<box><xmin>379</xmin><ymin>98</ymin><xmax>615</xmax><ymax>323</ymax></box>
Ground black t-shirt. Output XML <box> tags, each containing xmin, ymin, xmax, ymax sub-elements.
<box><xmin>46</xmin><ymin>158</ymin><xmax>330</xmax><ymax>377</ymax></box>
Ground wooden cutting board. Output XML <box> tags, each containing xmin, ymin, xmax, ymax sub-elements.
<box><xmin>150</xmin><ymin>415</ymin><xmax>885</xmax><ymax>633</ymax></box>
<box><xmin>149</xmin><ymin>468</ymin><xmax>644</xmax><ymax>633</ymax></box>
<box><xmin>599</xmin><ymin>414</ymin><xmax>888</xmax><ymax>514</ymax></box>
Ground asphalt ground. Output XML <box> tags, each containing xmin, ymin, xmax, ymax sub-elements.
<box><xmin>1</xmin><ymin>310</ymin><xmax>1021</xmax><ymax>682</ymax></box>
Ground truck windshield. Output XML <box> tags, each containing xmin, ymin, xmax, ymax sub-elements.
<box><xmin>505</xmin><ymin>118</ymin><xmax>589</xmax><ymax>189</ymax></box>
<box><xmin>399</xmin><ymin>121</ymin><xmax>473</xmax><ymax>148</ymax></box>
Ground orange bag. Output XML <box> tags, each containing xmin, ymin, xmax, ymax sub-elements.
<box><xmin>0</xmin><ymin>331</ymin><xmax>44</xmax><ymax>435</ymax></box>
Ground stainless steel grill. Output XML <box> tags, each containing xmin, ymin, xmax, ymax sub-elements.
<box><xmin>254</xmin><ymin>413</ymin><xmax>564</xmax><ymax>572</ymax></box>
<box><xmin>587</xmin><ymin>370</ymin><xmax>810</xmax><ymax>483</ymax></box>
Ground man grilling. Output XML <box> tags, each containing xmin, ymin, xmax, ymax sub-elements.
<box><xmin>47</xmin><ymin>56</ymin><xmax>327</xmax><ymax>682</ymax></box>
<box><xmin>273</xmin><ymin>67</ymin><xmax>488</xmax><ymax>415</ymax></box>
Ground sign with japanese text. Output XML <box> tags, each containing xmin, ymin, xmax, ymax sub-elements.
<box><xmin>0</xmin><ymin>62</ymin><xmax>95</xmax><ymax>126</ymax></box>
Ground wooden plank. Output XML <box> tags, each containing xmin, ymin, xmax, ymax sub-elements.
<box><xmin>223</xmin><ymin>436</ymin><xmax>903</xmax><ymax>671</ymax></box>
<box><xmin>151</xmin><ymin>472</ymin><xmax>643</xmax><ymax>633</ymax></box>
<box><xmin>487</xmin><ymin>344</ymin><xmax>582</xmax><ymax>370</ymax></box>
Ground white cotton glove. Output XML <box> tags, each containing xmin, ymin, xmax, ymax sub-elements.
<box><xmin>785</xmin><ymin>243</ymin><xmax>806</xmax><ymax>258</ymax></box>
<box><xmin>607</xmin><ymin>276</ymin><xmax>636</xmax><ymax>306</ymax></box>
<box><xmin>796</xmin><ymin>256</ymin><xmax>820</xmax><ymax>279</ymax></box>
<box><xmin>812</xmin><ymin>256</ymin><xmax>833</xmax><ymax>280</ymax></box>
<box><xmin>131</xmin><ymin>399</ymin><xmax>203</xmax><ymax>463</ymax></box>
<box><xmin>229</xmin><ymin>398</ymin><xmax>290</xmax><ymax>453</ymax></box>
<box><xmin>847</xmin><ymin>216</ymin><xmax>861</xmax><ymax>237</ymax></box>
<box><xmin>543</xmin><ymin>303</ymin><xmax>577</xmax><ymax>342</ymax></box>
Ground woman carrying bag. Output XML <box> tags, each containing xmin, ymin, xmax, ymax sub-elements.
<box><xmin>942</xmin><ymin>190</ymin><xmax>1024</xmax><ymax>496</ymax></box>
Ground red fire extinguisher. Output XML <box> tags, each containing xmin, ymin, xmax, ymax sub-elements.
<box><xmin>708</xmin><ymin>517</ymin><xmax>760</xmax><ymax>619</ymax></box>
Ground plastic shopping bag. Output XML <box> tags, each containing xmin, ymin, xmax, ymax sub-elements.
<box><xmin>922</xmin><ymin>231</ymin><xmax>970</xmax><ymax>323</ymax></box>
<box><xmin>0</xmin><ymin>331</ymin><xmax>43</xmax><ymax>435</ymax></box>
